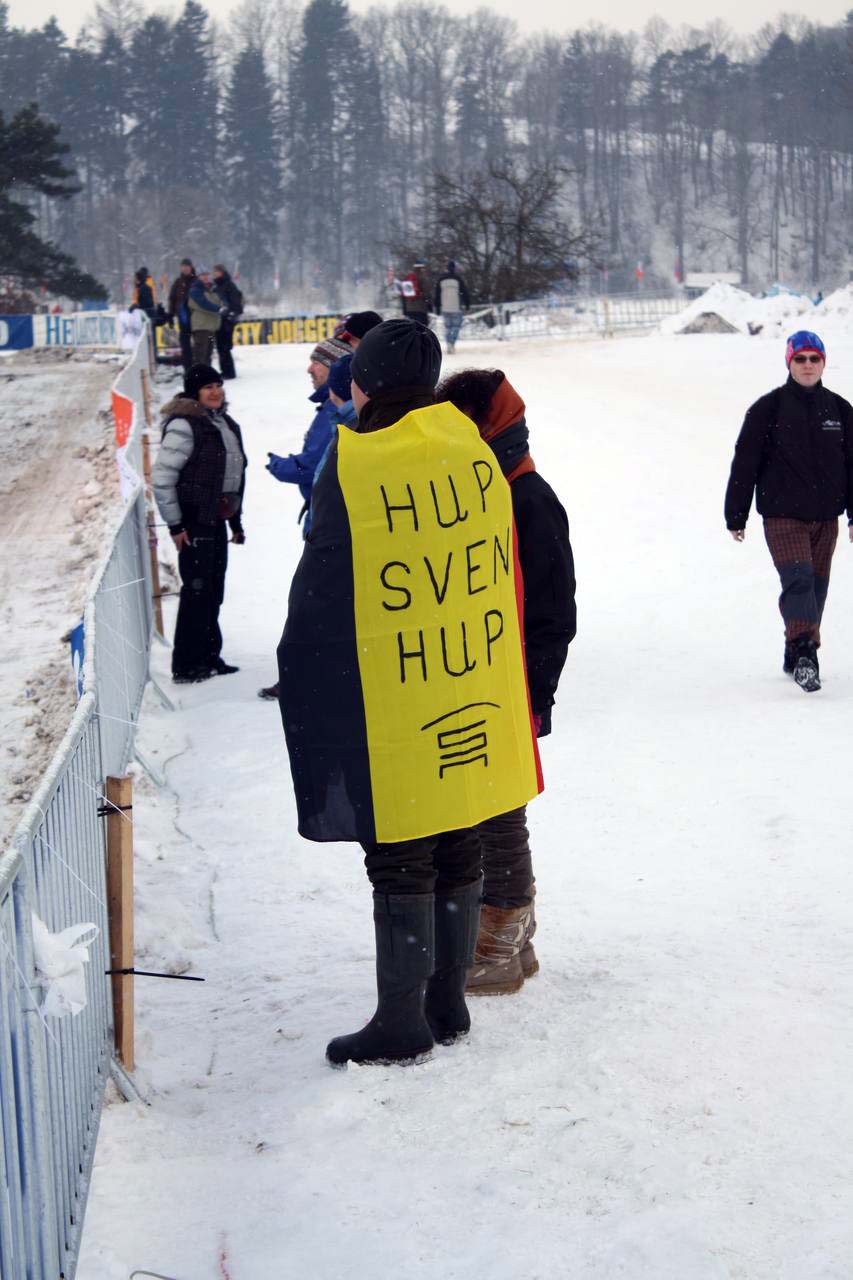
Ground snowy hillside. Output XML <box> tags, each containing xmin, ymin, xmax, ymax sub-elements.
<box><xmin>77</xmin><ymin>331</ymin><xmax>853</xmax><ymax>1280</ymax></box>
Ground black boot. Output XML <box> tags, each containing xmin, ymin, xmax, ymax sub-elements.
<box><xmin>326</xmin><ymin>893</ymin><xmax>435</xmax><ymax>1067</ymax></box>
<box><xmin>783</xmin><ymin>644</ymin><xmax>795</xmax><ymax>675</ymax></box>
<box><xmin>792</xmin><ymin>637</ymin><xmax>821</xmax><ymax>692</ymax></box>
<box><xmin>425</xmin><ymin>879</ymin><xmax>482</xmax><ymax>1045</ymax></box>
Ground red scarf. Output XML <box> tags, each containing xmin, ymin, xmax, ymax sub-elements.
<box><xmin>481</xmin><ymin>377</ymin><xmax>536</xmax><ymax>483</ymax></box>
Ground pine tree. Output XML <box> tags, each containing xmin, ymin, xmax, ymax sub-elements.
<box><xmin>0</xmin><ymin>104</ymin><xmax>106</xmax><ymax>298</ymax></box>
<box><xmin>170</xmin><ymin>1</ymin><xmax>218</xmax><ymax>192</ymax></box>
<box><xmin>222</xmin><ymin>42</ymin><xmax>282</xmax><ymax>291</ymax></box>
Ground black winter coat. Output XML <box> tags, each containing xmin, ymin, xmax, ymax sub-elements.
<box><xmin>162</xmin><ymin>404</ymin><xmax>247</xmax><ymax>530</ymax></box>
<box><xmin>511</xmin><ymin>471</ymin><xmax>576</xmax><ymax>734</ymax></box>
<box><xmin>725</xmin><ymin>378</ymin><xmax>853</xmax><ymax>529</ymax></box>
<box><xmin>215</xmin><ymin>273</ymin><xmax>244</xmax><ymax>319</ymax></box>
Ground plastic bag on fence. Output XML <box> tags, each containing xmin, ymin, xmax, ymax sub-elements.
<box><xmin>31</xmin><ymin>914</ymin><xmax>99</xmax><ymax>1018</ymax></box>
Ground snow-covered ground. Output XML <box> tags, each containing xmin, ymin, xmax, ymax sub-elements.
<box><xmin>77</xmin><ymin>332</ymin><xmax>853</xmax><ymax>1279</ymax></box>
<box><xmin>0</xmin><ymin>348</ymin><xmax>123</xmax><ymax>839</ymax></box>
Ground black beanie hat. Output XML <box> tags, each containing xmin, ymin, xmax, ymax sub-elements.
<box><xmin>342</xmin><ymin>310</ymin><xmax>384</xmax><ymax>340</ymax></box>
<box><xmin>184</xmin><ymin>363</ymin><xmax>223</xmax><ymax>399</ymax></box>
<box><xmin>350</xmin><ymin>319</ymin><xmax>441</xmax><ymax>397</ymax></box>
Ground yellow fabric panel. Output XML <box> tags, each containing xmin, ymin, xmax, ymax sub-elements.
<box><xmin>337</xmin><ymin>402</ymin><xmax>542</xmax><ymax>843</ymax></box>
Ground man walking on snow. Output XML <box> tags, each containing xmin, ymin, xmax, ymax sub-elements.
<box><xmin>725</xmin><ymin>329</ymin><xmax>853</xmax><ymax>692</ymax></box>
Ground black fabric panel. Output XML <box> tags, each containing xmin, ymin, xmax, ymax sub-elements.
<box><xmin>277</xmin><ymin>440</ymin><xmax>375</xmax><ymax>843</ymax></box>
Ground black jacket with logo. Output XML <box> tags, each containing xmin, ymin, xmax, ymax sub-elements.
<box><xmin>725</xmin><ymin>378</ymin><xmax>853</xmax><ymax>529</ymax></box>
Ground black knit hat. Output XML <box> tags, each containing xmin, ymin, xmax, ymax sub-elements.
<box><xmin>184</xmin><ymin>363</ymin><xmax>223</xmax><ymax>399</ymax></box>
<box><xmin>350</xmin><ymin>319</ymin><xmax>441</xmax><ymax>397</ymax></box>
<box><xmin>341</xmin><ymin>310</ymin><xmax>384</xmax><ymax>340</ymax></box>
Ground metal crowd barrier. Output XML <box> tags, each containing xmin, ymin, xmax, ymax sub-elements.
<box><xmin>450</xmin><ymin>292</ymin><xmax>686</xmax><ymax>342</ymax></box>
<box><xmin>1</xmin><ymin>328</ymin><xmax>154</xmax><ymax>1279</ymax></box>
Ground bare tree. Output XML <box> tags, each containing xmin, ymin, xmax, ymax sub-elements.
<box><xmin>396</xmin><ymin>160</ymin><xmax>599</xmax><ymax>302</ymax></box>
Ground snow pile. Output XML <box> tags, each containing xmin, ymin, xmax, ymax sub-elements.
<box><xmin>658</xmin><ymin>283</ymin><xmax>757</xmax><ymax>335</ymax></box>
<box><xmin>815</xmin><ymin>282</ymin><xmax>853</xmax><ymax>317</ymax></box>
<box><xmin>659</xmin><ymin>282</ymin><xmax>821</xmax><ymax>339</ymax></box>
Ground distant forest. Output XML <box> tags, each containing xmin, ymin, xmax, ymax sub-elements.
<box><xmin>1</xmin><ymin>0</ymin><xmax>852</xmax><ymax>306</ymax></box>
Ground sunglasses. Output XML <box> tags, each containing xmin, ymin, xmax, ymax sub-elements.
<box><xmin>792</xmin><ymin>354</ymin><xmax>823</xmax><ymax>365</ymax></box>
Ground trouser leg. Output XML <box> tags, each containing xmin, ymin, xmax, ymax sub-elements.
<box><xmin>216</xmin><ymin>324</ymin><xmax>236</xmax><ymax>378</ymax></box>
<box><xmin>363</xmin><ymin>835</ymin><xmax>440</xmax><ymax>895</ymax></box>
<box><xmin>479</xmin><ymin>806</ymin><xmax>533</xmax><ymax>908</ymax></box>
<box><xmin>764</xmin><ymin>517</ymin><xmax>820</xmax><ymax>645</ymax></box>
<box><xmin>809</xmin><ymin>519</ymin><xmax>838</xmax><ymax>637</ymax></box>
<box><xmin>206</xmin><ymin>521</ymin><xmax>228</xmax><ymax>662</ymax></box>
<box><xmin>191</xmin><ymin>330</ymin><xmax>213</xmax><ymax>364</ymax></box>
<box><xmin>179</xmin><ymin>324</ymin><xmax>193</xmax><ymax>372</ymax></box>
<box><xmin>172</xmin><ymin>523</ymin><xmax>222</xmax><ymax>674</ymax></box>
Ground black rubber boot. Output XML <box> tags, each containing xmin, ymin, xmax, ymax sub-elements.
<box><xmin>425</xmin><ymin>879</ymin><xmax>482</xmax><ymax>1045</ymax></box>
<box><xmin>326</xmin><ymin>893</ymin><xmax>435</xmax><ymax>1067</ymax></box>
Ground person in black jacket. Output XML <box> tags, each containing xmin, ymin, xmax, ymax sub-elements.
<box><xmin>725</xmin><ymin>329</ymin><xmax>853</xmax><ymax>692</ymax></box>
<box><xmin>436</xmin><ymin>367</ymin><xmax>576</xmax><ymax>994</ymax></box>
<box><xmin>167</xmin><ymin>259</ymin><xmax>196</xmax><ymax>373</ymax></box>
<box><xmin>213</xmin><ymin>264</ymin><xmax>244</xmax><ymax>380</ymax></box>
<box><xmin>151</xmin><ymin>364</ymin><xmax>247</xmax><ymax>683</ymax></box>
<box><xmin>130</xmin><ymin>267</ymin><xmax>158</xmax><ymax>322</ymax></box>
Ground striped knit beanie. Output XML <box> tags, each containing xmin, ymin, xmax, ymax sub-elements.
<box><xmin>310</xmin><ymin>337</ymin><xmax>351</xmax><ymax>368</ymax></box>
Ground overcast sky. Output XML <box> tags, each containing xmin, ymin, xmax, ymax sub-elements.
<box><xmin>7</xmin><ymin>0</ymin><xmax>852</xmax><ymax>38</ymax></box>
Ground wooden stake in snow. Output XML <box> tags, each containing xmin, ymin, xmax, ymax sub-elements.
<box><xmin>106</xmin><ymin>775</ymin><xmax>134</xmax><ymax>1071</ymax></box>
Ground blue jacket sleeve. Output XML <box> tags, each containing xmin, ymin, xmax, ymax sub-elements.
<box><xmin>267</xmin><ymin>403</ymin><xmax>336</xmax><ymax>491</ymax></box>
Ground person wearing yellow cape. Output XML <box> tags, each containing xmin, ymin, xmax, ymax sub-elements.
<box><xmin>277</xmin><ymin>319</ymin><xmax>543</xmax><ymax>1067</ymax></box>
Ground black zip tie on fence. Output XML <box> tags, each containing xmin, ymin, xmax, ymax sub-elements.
<box><xmin>97</xmin><ymin>801</ymin><xmax>133</xmax><ymax>818</ymax></box>
<box><xmin>106</xmin><ymin>968</ymin><xmax>205</xmax><ymax>981</ymax></box>
<box><xmin>152</xmin><ymin>590</ymin><xmax>178</xmax><ymax>599</ymax></box>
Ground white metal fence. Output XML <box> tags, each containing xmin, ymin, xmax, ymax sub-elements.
<box><xmin>443</xmin><ymin>292</ymin><xmax>686</xmax><ymax>343</ymax></box>
<box><xmin>0</xmin><ymin>327</ymin><xmax>154</xmax><ymax>1280</ymax></box>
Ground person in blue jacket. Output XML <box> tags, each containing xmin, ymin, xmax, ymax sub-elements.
<box><xmin>259</xmin><ymin>337</ymin><xmax>351</xmax><ymax>700</ymax></box>
<box><xmin>309</xmin><ymin>354</ymin><xmax>358</xmax><ymax>502</ymax></box>
<box><xmin>266</xmin><ymin>336</ymin><xmax>351</xmax><ymax>530</ymax></box>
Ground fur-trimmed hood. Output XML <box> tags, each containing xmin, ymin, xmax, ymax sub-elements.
<box><xmin>160</xmin><ymin>396</ymin><xmax>214</xmax><ymax>420</ymax></box>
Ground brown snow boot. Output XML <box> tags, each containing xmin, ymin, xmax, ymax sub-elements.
<box><xmin>520</xmin><ymin>884</ymin><xmax>539</xmax><ymax>979</ymax></box>
<box><xmin>465</xmin><ymin>903</ymin><xmax>531</xmax><ymax>996</ymax></box>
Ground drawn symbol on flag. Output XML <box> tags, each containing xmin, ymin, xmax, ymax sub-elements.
<box><xmin>421</xmin><ymin>702</ymin><xmax>500</xmax><ymax>779</ymax></box>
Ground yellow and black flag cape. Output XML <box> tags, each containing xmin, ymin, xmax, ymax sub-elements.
<box><xmin>278</xmin><ymin>402</ymin><xmax>543</xmax><ymax>845</ymax></box>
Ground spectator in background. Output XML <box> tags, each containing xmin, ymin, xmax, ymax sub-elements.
<box><xmin>434</xmin><ymin>260</ymin><xmax>470</xmax><ymax>354</ymax></box>
<box><xmin>399</xmin><ymin>261</ymin><xmax>430</xmax><ymax>326</ymax></box>
<box><xmin>212</xmin><ymin>264</ymin><xmax>244</xmax><ymax>380</ymax></box>
<box><xmin>152</xmin><ymin>363</ymin><xmax>247</xmax><ymax>684</ymax></box>
<box><xmin>168</xmin><ymin>258</ymin><xmax>196</xmax><ymax>373</ymax></box>
<box><xmin>188</xmin><ymin>266</ymin><xmax>223</xmax><ymax>366</ymax></box>
<box><xmin>437</xmin><ymin>367</ymin><xmax>576</xmax><ymax>995</ymax></box>
<box><xmin>725</xmin><ymin>329</ymin><xmax>853</xmax><ymax>693</ymax></box>
<box><xmin>334</xmin><ymin>310</ymin><xmax>383</xmax><ymax>349</ymax></box>
<box><xmin>130</xmin><ymin>267</ymin><xmax>158</xmax><ymax>323</ymax></box>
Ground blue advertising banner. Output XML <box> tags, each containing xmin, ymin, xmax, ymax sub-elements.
<box><xmin>0</xmin><ymin>315</ymin><xmax>34</xmax><ymax>350</ymax></box>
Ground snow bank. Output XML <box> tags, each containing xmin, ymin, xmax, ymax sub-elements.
<box><xmin>659</xmin><ymin>282</ymin><xmax>820</xmax><ymax>339</ymax></box>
